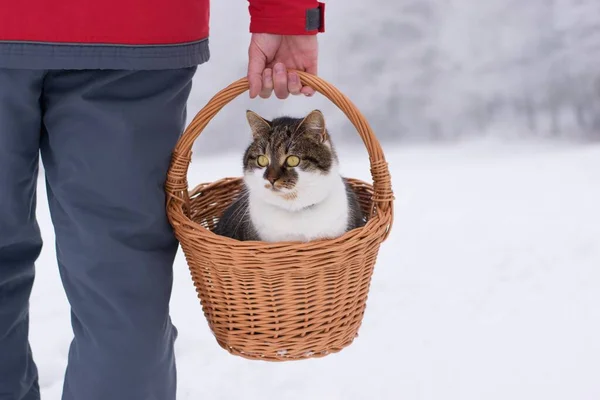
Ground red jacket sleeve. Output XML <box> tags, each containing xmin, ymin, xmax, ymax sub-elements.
<box><xmin>248</xmin><ymin>0</ymin><xmax>325</xmax><ymax>35</ymax></box>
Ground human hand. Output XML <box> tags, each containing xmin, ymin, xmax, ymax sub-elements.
<box><xmin>247</xmin><ymin>33</ymin><xmax>318</xmax><ymax>99</ymax></box>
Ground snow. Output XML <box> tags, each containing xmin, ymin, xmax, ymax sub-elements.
<box><xmin>22</xmin><ymin>1</ymin><xmax>600</xmax><ymax>396</ymax></box>
<box><xmin>30</xmin><ymin>139</ymin><xmax>600</xmax><ymax>399</ymax></box>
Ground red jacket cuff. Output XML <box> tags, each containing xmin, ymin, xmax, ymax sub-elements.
<box><xmin>248</xmin><ymin>1</ymin><xmax>325</xmax><ymax>35</ymax></box>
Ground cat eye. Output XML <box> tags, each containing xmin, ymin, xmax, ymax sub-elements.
<box><xmin>285</xmin><ymin>155</ymin><xmax>300</xmax><ymax>167</ymax></box>
<box><xmin>256</xmin><ymin>155</ymin><xmax>269</xmax><ymax>167</ymax></box>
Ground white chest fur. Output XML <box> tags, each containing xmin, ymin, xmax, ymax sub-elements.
<box><xmin>245</xmin><ymin>169</ymin><xmax>350</xmax><ymax>243</ymax></box>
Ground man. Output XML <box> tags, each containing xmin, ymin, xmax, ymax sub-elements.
<box><xmin>0</xmin><ymin>1</ymin><xmax>324</xmax><ymax>399</ymax></box>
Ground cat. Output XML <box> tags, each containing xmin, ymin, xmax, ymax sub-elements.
<box><xmin>213</xmin><ymin>109</ymin><xmax>366</xmax><ymax>242</ymax></box>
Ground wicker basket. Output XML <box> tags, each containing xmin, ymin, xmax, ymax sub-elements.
<box><xmin>165</xmin><ymin>71</ymin><xmax>394</xmax><ymax>361</ymax></box>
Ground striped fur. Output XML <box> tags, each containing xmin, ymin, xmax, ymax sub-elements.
<box><xmin>214</xmin><ymin>110</ymin><xmax>366</xmax><ymax>242</ymax></box>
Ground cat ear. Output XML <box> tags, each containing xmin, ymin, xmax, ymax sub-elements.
<box><xmin>298</xmin><ymin>109</ymin><xmax>328</xmax><ymax>142</ymax></box>
<box><xmin>246</xmin><ymin>110</ymin><xmax>271</xmax><ymax>139</ymax></box>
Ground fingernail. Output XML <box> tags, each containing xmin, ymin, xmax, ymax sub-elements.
<box><xmin>289</xmin><ymin>73</ymin><xmax>298</xmax><ymax>83</ymax></box>
<box><xmin>274</xmin><ymin>64</ymin><xmax>285</xmax><ymax>74</ymax></box>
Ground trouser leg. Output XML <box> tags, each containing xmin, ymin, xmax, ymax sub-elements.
<box><xmin>40</xmin><ymin>67</ymin><xmax>196</xmax><ymax>400</ymax></box>
<box><xmin>0</xmin><ymin>69</ymin><xmax>45</xmax><ymax>400</ymax></box>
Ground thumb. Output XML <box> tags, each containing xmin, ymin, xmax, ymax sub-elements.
<box><xmin>247</xmin><ymin>43</ymin><xmax>266</xmax><ymax>99</ymax></box>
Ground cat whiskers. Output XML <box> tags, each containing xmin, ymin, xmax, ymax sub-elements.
<box><xmin>232</xmin><ymin>206</ymin><xmax>251</xmax><ymax>237</ymax></box>
<box><xmin>228</xmin><ymin>188</ymin><xmax>251</xmax><ymax>234</ymax></box>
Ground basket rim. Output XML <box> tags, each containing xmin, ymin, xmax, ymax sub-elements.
<box><xmin>168</xmin><ymin>176</ymin><xmax>392</xmax><ymax>250</ymax></box>
<box><xmin>165</xmin><ymin>71</ymin><xmax>394</xmax><ymax>242</ymax></box>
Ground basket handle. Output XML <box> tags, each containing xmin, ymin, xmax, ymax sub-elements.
<box><xmin>166</xmin><ymin>71</ymin><xmax>394</xmax><ymax>223</ymax></box>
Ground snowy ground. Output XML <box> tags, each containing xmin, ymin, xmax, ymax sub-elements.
<box><xmin>29</xmin><ymin>139</ymin><xmax>600</xmax><ymax>399</ymax></box>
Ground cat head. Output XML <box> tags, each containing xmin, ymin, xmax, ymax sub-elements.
<box><xmin>242</xmin><ymin>109</ymin><xmax>340</xmax><ymax>210</ymax></box>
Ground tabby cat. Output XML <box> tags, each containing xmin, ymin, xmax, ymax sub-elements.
<box><xmin>214</xmin><ymin>109</ymin><xmax>366</xmax><ymax>242</ymax></box>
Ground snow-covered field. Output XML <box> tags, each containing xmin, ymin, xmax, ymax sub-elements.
<box><xmin>30</xmin><ymin>139</ymin><xmax>600</xmax><ymax>399</ymax></box>
<box><xmin>9</xmin><ymin>0</ymin><xmax>600</xmax><ymax>397</ymax></box>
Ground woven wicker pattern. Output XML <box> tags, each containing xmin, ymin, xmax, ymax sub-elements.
<box><xmin>165</xmin><ymin>72</ymin><xmax>394</xmax><ymax>361</ymax></box>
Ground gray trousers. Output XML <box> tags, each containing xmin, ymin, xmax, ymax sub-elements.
<box><xmin>0</xmin><ymin>67</ymin><xmax>197</xmax><ymax>400</ymax></box>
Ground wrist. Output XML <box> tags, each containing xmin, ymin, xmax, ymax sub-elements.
<box><xmin>248</xmin><ymin>1</ymin><xmax>325</xmax><ymax>35</ymax></box>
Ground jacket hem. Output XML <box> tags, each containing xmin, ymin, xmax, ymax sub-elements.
<box><xmin>0</xmin><ymin>39</ymin><xmax>210</xmax><ymax>70</ymax></box>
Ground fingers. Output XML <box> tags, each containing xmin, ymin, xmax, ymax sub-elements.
<box><xmin>250</xmin><ymin>61</ymin><xmax>316</xmax><ymax>99</ymax></box>
<box><xmin>301</xmin><ymin>61</ymin><xmax>318</xmax><ymax>97</ymax></box>
<box><xmin>273</xmin><ymin>63</ymin><xmax>289</xmax><ymax>99</ymax></box>
<box><xmin>259</xmin><ymin>68</ymin><xmax>273</xmax><ymax>99</ymax></box>
<box><xmin>274</xmin><ymin>64</ymin><xmax>304</xmax><ymax>99</ymax></box>
<box><xmin>300</xmin><ymin>86</ymin><xmax>316</xmax><ymax>97</ymax></box>
<box><xmin>287</xmin><ymin>71</ymin><xmax>302</xmax><ymax>96</ymax></box>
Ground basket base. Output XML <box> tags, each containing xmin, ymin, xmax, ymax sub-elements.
<box><xmin>214</xmin><ymin>333</ymin><xmax>360</xmax><ymax>362</ymax></box>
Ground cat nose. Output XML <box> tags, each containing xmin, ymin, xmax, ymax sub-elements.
<box><xmin>267</xmin><ymin>176</ymin><xmax>277</xmax><ymax>185</ymax></box>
